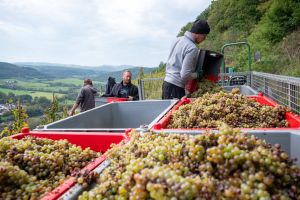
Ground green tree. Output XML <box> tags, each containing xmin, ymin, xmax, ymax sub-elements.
<box><xmin>42</xmin><ymin>94</ymin><xmax>60</xmax><ymax>125</ymax></box>
<box><xmin>33</xmin><ymin>96</ymin><xmax>51</xmax><ymax>108</ymax></box>
<box><xmin>137</xmin><ymin>67</ymin><xmax>145</xmax><ymax>80</ymax></box>
<box><xmin>41</xmin><ymin>94</ymin><xmax>69</xmax><ymax>125</ymax></box>
<box><xmin>0</xmin><ymin>92</ymin><xmax>7</xmax><ymax>104</ymax></box>
<box><xmin>19</xmin><ymin>94</ymin><xmax>32</xmax><ymax>104</ymax></box>
<box><xmin>0</xmin><ymin>100</ymin><xmax>29</xmax><ymax>138</ymax></box>
<box><xmin>260</xmin><ymin>0</ymin><xmax>300</xmax><ymax>43</ymax></box>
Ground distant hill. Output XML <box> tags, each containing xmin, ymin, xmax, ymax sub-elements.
<box><xmin>12</xmin><ymin>62</ymin><xmax>154</xmax><ymax>81</ymax></box>
<box><xmin>94</xmin><ymin>65</ymin><xmax>145</xmax><ymax>72</ymax></box>
<box><xmin>96</xmin><ymin>67</ymin><xmax>154</xmax><ymax>82</ymax></box>
<box><xmin>19</xmin><ymin>65</ymin><xmax>100</xmax><ymax>78</ymax></box>
<box><xmin>0</xmin><ymin>62</ymin><xmax>49</xmax><ymax>79</ymax></box>
<box><xmin>15</xmin><ymin>62</ymin><xmax>150</xmax><ymax>72</ymax></box>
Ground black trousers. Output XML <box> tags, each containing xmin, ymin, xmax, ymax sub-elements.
<box><xmin>162</xmin><ymin>81</ymin><xmax>185</xmax><ymax>99</ymax></box>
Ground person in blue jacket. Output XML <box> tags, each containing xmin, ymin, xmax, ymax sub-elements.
<box><xmin>162</xmin><ymin>19</ymin><xmax>210</xmax><ymax>99</ymax></box>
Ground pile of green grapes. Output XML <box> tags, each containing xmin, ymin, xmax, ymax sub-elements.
<box><xmin>191</xmin><ymin>79</ymin><xmax>223</xmax><ymax>98</ymax></box>
<box><xmin>0</xmin><ymin>136</ymin><xmax>100</xmax><ymax>199</ymax></box>
<box><xmin>78</xmin><ymin>126</ymin><xmax>300</xmax><ymax>199</ymax></box>
<box><xmin>169</xmin><ymin>90</ymin><xmax>289</xmax><ymax>128</ymax></box>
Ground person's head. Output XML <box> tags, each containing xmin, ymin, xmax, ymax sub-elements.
<box><xmin>84</xmin><ymin>78</ymin><xmax>93</xmax><ymax>86</ymax></box>
<box><xmin>190</xmin><ymin>19</ymin><xmax>210</xmax><ymax>44</ymax></box>
<box><xmin>122</xmin><ymin>70</ymin><xmax>132</xmax><ymax>85</ymax></box>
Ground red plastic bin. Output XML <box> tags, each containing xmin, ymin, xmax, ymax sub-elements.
<box><xmin>107</xmin><ymin>97</ymin><xmax>128</xmax><ymax>103</ymax></box>
<box><xmin>152</xmin><ymin>94</ymin><xmax>300</xmax><ymax>131</ymax></box>
<box><xmin>11</xmin><ymin>128</ymin><xmax>128</xmax><ymax>200</ymax></box>
<box><xmin>206</xmin><ymin>75</ymin><xmax>220</xmax><ymax>83</ymax></box>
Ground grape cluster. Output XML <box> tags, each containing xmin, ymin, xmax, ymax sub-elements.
<box><xmin>169</xmin><ymin>90</ymin><xmax>289</xmax><ymax>128</ymax></box>
<box><xmin>78</xmin><ymin>125</ymin><xmax>300</xmax><ymax>199</ymax></box>
<box><xmin>191</xmin><ymin>79</ymin><xmax>223</xmax><ymax>98</ymax></box>
<box><xmin>0</xmin><ymin>136</ymin><xmax>100</xmax><ymax>199</ymax></box>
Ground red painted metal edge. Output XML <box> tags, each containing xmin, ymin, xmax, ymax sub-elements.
<box><xmin>40</xmin><ymin>177</ymin><xmax>77</xmax><ymax>200</ymax></box>
<box><xmin>248</xmin><ymin>95</ymin><xmax>277</xmax><ymax>107</ymax></box>
<box><xmin>154</xmin><ymin>95</ymin><xmax>300</xmax><ymax>130</ymax></box>
<box><xmin>153</xmin><ymin>97</ymin><xmax>191</xmax><ymax>130</ymax></box>
<box><xmin>286</xmin><ymin>112</ymin><xmax>300</xmax><ymax>128</ymax></box>
<box><xmin>107</xmin><ymin>97</ymin><xmax>128</xmax><ymax>103</ymax></box>
<box><xmin>10</xmin><ymin>131</ymin><xmax>127</xmax><ymax>200</ymax></box>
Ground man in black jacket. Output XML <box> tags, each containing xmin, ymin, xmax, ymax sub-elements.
<box><xmin>108</xmin><ymin>70</ymin><xmax>139</xmax><ymax>101</ymax></box>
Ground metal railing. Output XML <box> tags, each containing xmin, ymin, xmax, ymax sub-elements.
<box><xmin>138</xmin><ymin>72</ymin><xmax>252</xmax><ymax>100</ymax></box>
<box><xmin>251</xmin><ymin>72</ymin><xmax>300</xmax><ymax>114</ymax></box>
<box><xmin>138</xmin><ymin>71</ymin><xmax>300</xmax><ymax>115</ymax></box>
<box><xmin>218</xmin><ymin>71</ymin><xmax>251</xmax><ymax>86</ymax></box>
<box><xmin>138</xmin><ymin>78</ymin><xmax>164</xmax><ymax>100</ymax></box>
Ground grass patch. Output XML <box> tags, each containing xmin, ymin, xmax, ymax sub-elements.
<box><xmin>0</xmin><ymin>88</ymin><xmax>65</xmax><ymax>99</ymax></box>
<box><xmin>0</xmin><ymin>79</ymin><xmax>48</xmax><ymax>88</ymax></box>
<box><xmin>45</xmin><ymin>78</ymin><xmax>104</xmax><ymax>86</ymax></box>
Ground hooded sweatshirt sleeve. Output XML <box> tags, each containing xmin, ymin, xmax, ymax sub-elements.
<box><xmin>76</xmin><ymin>88</ymin><xmax>84</xmax><ymax>105</ymax></box>
<box><xmin>180</xmin><ymin>48</ymin><xmax>198</xmax><ymax>83</ymax></box>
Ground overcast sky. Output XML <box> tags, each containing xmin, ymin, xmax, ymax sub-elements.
<box><xmin>0</xmin><ymin>0</ymin><xmax>211</xmax><ymax>67</ymax></box>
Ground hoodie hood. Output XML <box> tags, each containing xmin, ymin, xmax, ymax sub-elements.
<box><xmin>86</xmin><ymin>85</ymin><xmax>98</xmax><ymax>94</ymax></box>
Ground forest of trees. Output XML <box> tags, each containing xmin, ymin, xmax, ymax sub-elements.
<box><xmin>177</xmin><ymin>0</ymin><xmax>300</xmax><ymax>76</ymax></box>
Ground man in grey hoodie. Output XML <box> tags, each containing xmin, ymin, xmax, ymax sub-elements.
<box><xmin>69</xmin><ymin>79</ymin><xmax>98</xmax><ymax>116</ymax></box>
<box><xmin>162</xmin><ymin>19</ymin><xmax>210</xmax><ymax>99</ymax></box>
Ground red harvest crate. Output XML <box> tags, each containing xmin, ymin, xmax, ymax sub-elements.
<box><xmin>11</xmin><ymin>128</ymin><xmax>128</xmax><ymax>200</ymax></box>
<box><xmin>152</xmin><ymin>94</ymin><xmax>300</xmax><ymax>131</ymax></box>
<box><xmin>107</xmin><ymin>97</ymin><xmax>128</xmax><ymax>103</ymax></box>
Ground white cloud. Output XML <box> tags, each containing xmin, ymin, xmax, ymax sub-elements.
<box><xmin>0</xmin><ymin>20</ymin><xmax>32</xmax><ymax>35</ymax></box>
<box><xmin>0</xmin><ymin>0</ymin><xmax>211</xmax><ymax>67</ymax></box>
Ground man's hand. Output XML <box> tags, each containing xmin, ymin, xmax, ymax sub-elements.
<box><xmin>191</xmin><ymin>71</ymin><xmax>203</xmax><ymax>81</ymax></box>
<box><xmin>68</xmin><ymin>110</ymin><xmax>75</xmax><ymax>116</ymax></box>
<box><xmin>191</xmin><ymin>72</ymin><xmax>197</xmax><ymax>80</ymax></box>
<box><xmin>128</xmin><ymin>96</ymin><xmax>134</xmax><ymax>101</ymax></box>
<box><xmin>185</xmin><ymin>92</ymin><xmax>191</xmax><ymax>98</ymax></box>
<box><xmin>69</xmin><ymin>103</ymin><xmax>78</xmax><ymax>116</ymax></box>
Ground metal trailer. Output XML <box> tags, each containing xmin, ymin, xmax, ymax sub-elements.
<box><xmin>149</xmin><ymin>129</ymin><xmax>300</xmax><ymax>167</ymax></box>
<box><xmin>11</xmin><ymin>129</ymin><xmax>127</xmax><ymax>200</ymax></box>
<box><xmin>35</xmin><ymin>100</ymin><xmax>177</xmax><ymax>132</ymax></box>
<box><xmin>95</xmin><ymin>97</ymin><xmax>108</xmax><ymax>107</ymax></box>
<box><xmin>55</xmin><ymin>129</ymin><xmax>300</xmax><ymax>200</ymax></box>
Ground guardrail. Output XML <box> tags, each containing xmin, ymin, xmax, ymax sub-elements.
<box><xmin>251</xmin><ymin>72</ymin><xmax>300</xmax><ymax>115</ymax></box>
<box><xmin>137</xmin><ymin>71</ymin><xmax>300</xmax><ymax>115</ymax></box>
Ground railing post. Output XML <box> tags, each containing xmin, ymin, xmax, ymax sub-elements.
<box><xmin>141</xmin><ymin>80</ymin><xmax>145</xmax><ymax>100</ymax></box>
<box><xmin>288</xmin><ymin>83</ymin><xmax>292</xmax><ymax>109</ymax></box>
<box><xmin>138</xmin><ymin>79</ymin><xmax>143</xmax><ymax>100</ymax></box>
<box><xmin>221</xmin><ymin>42</ymin><xmax>251</xmax><ymax>73</ymax></box>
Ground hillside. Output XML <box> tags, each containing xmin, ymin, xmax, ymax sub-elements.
<box><xmin>0</xmin><ymin>62</ymin><xmax>49</xmax><ymax>79</ymax></box>
<box><xmin>176</xmin><ymin>0</ymin><xmax>300</xmax><ymax>76</ymax></box>
<box><xmin>7</xmin><ymin>62</ymin><xmax>154</xmax><ymax>82</ymax></box>
<box><xmin>97</xmin><ymin>67</ymin><xmax>154</xmax><ymax>82</ymax></box>
<box><xmin>19</xmin><ymin>64</ymin><xmax>100</xmax><ymax>78</ymax></box>
<box><xmin>15</xmin><ymin>62</ymin><xmax>149</xmax><ymax>72</ymax></box>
